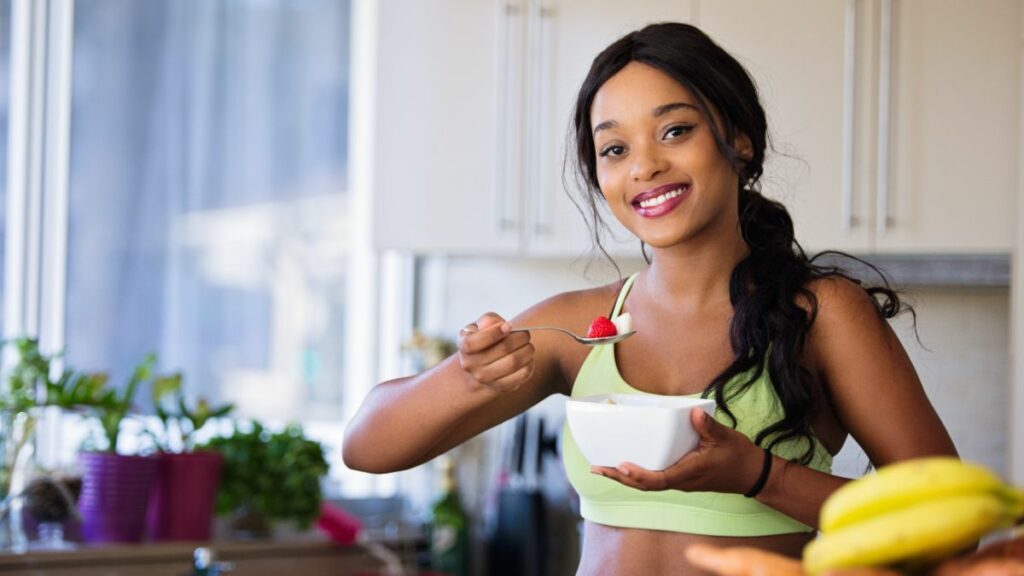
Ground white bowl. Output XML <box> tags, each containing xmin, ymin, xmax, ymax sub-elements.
<box><xmin>566</xmin><ymin>393</ymin><xmax>716</xmax><ymax>470</ymax></box>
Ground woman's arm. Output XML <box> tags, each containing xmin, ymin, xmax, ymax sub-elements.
<box><xmin>342</xmin><ymin>293</ymin><xmax>586</xmax><ymax>474</ymax></box>
<box><xmin>753</xmin><ymin>277</ymin><xmax>957</xmax><ymax>526</ymax></box>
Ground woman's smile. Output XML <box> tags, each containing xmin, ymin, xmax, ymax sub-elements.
<box><xmin>632</xmin><ymin>182</ymin><xmax>691</xmax><ymax>218</ymax></box>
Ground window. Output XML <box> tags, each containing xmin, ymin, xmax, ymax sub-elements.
<box><xmin>1</xmin><ymin>1</ymin><xmax>363</xmax><ymax>482</ymax></box>
<box><xmin>63</xmin><ymin>0</ymin><xmax>352</xmax><ymax>425</ymax></box>
<box><xmin>0</xmin><ymin>0</ymin><xmax>10</xmax><ymax>332</ymax></box>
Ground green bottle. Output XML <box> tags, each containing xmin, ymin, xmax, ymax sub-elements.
<box><xmin>430</xmin><ymin>456</ymin><xmax>470</xmax><ymax>576</ymax></box>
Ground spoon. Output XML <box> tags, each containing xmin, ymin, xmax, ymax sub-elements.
<box><xmin>510</xmin><ymin>326</ymin><xmax>637</xmax><ymax>346</ymax></box>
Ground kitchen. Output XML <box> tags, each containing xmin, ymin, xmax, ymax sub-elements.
<box><xmin>0</xmin><ymin>0</ymin><xmax>1022</xmax><ymax>574</ymax></box>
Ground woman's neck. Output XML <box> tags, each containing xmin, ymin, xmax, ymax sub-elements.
<box><xmin>642</xmin><ymin>229</ymin><xmax>750</xmax><ymax>313</ymax></box>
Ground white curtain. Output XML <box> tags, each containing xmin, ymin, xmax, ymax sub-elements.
<box><xmin>63</xmin><ymin>0</ymin><xmax>352</xmax><ymax>425</ymax></box>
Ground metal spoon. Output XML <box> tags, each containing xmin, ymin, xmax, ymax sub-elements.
<box><xmin>510</xmin><ymin>326</ymin><xmax>636</xmax><ymax>346</ymax></box>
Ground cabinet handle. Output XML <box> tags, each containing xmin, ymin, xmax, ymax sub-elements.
<box><xmin>841</xmin><ymin>0</ymin><xmax>857</xmax><ymax>232</ymax></box>
<box><xmin>496</xmin><ymin>1</ymin><xmax>524</xmax><ymax>233</ymax></box>
<box><xmin>529</xmin><ymin>2</ymin><xmax>554</xmax><ymax>236</ymax></box>
<box><xmin>876</xmin><ymin>0</ymin><xmax>894</xmax><ymax>236</ymax></box>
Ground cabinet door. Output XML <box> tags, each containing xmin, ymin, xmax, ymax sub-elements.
<box><xmin>373</xmin><ymin>0</ymin><xmax>521</xmax><ymax>254</ymax></box>
<box><xmin>526</xmin><ymin>0</ymin><xmax>696</xmax><ymax>259</ymax></box>
<box><xmin>699</xmin><ymin>0</ymin><xmax>870</xmax><ymax>254</ymax></box>
<box><xmin>876</xmin><ymin>0</ymin><xmax>1019</xmax><ymax>253</ymax></box>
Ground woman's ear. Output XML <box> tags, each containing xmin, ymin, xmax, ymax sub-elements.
<box><xmin>733</xmin><ymin>133</ymin><xmax>753</xmax><ymax>161</ymax></box>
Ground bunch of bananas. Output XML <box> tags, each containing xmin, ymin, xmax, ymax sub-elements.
<box><xmin>804</xmin><ymin>457</ymin><xmax>1024</xmax><ymax>575</ymax></box>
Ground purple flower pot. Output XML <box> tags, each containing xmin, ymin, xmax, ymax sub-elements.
<box><xmin>78</xmin><ymin>452</ymin><xmax>157</xmax><ymax>543</ymax></box>
<box><xmin>146</xmin><ymin>451</ymin><xmax>223</xmax><ymax>541</ymax></box>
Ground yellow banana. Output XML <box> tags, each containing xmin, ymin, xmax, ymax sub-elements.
<box><xmin>805</xmin><ymin>492</ymin><xmax>1013</xmax><ymax>575</ymax></box>
<box><xmin>820</xmin><ymin>457</ymin><xmax>1004</xmax><ymax>533</ymax></box>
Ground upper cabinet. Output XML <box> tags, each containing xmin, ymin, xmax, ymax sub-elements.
<box><xmin>372</xmin><ymin>0</ymin><xmax>1020</xmax><ymax>256</ymax></box>
<box><xmin>701</xmin><ymin>0</ymin><xmax>1019</xmax><ymax>254</ymax></box>
<box><xmin>372</xmin><ymin>0</ymin><xmax>694</xmax><ymax>257</ymax></box>
<box><xmin>878</xmin><ymin>0</ymin><xmax>1019</xmax><ymax>253</ymax></box>
<box><xmin>699</xmin><ymin>1</ymin><xmax>870</xmax><ymax>254</ymax></box>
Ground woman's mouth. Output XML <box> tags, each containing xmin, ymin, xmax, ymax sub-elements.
<box><xmin>631</xmin><ymin>183</ymin><xmax>691</xmax><ymax>218</ymax></box>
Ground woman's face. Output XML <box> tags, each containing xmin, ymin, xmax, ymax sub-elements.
<box><xmin>590</xmin><ymin>62</ymin><xmax>749</xmax><ymax>250</ymax></box>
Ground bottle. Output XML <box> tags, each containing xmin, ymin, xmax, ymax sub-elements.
<box><xmin>429</xmin><ymin>456</ymin><xmax>470</xmax><ymax>576</ymax></box>
<box><xmin>193</xmin><ymin>547</ymin><xmax>213</xmax><ymax>576</ymax></box>
<box><xmin>192</xmin><ymin>547</ymin><xmax>233</xmax><ymax>576</ymax></box>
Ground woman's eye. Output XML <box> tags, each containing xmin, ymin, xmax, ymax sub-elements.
<box><xmin>599</xmin><ymin>145</ymin><xmax>625</xmax><ymax>158</ymax></box>
<box><xmin>664</xmin><ymin>125</ymin><xmax>694</xmax><ymax>139</ymax></box>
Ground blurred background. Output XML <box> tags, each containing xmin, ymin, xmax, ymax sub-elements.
<box><xmin>1</xmin><ymin>1</ymin><xmax>1022</xmax><ymax>575</ymax></box>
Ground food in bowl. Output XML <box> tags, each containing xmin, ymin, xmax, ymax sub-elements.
<box><xmin>566</xmin><ymin>393</ymin><xmax>716</xmax><ymax>470</ymax></box>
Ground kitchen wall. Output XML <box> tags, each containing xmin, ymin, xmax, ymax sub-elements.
<box><xmin>423</xmin><ymin>255</ymin><xmax>1011</xmax><ymax>478</ymax></box>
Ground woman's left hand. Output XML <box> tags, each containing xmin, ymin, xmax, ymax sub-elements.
<box><xmin>590</xmin><ymin>407</ymin><xmax>767</xmax><ymax>494</ymax></box>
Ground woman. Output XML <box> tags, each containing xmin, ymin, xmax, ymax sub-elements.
<box><xmin>343</xmin><ymin>22</ymin><xmax>956</xmax><ymax>575</ymax></box>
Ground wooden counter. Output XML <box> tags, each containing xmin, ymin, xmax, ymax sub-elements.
<box><xmin>0</xmin><ymin>536</ymin><xmax>396</xmax><ymax>575</ymax></box>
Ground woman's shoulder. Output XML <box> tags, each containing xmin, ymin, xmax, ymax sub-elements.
<box><xmin>800</xmin><ymin>275</ymin><xmax>896</xmax><ymax>371</ymax></box>
<box><xmin>802</xmin><ymin>275</ymin><xmax>884</xmax><ymax>326</ymax></box>
<box><xmin>517</xmin><ymin>280</ymin><xmax>626</xmax><ymax>327</ymax></box>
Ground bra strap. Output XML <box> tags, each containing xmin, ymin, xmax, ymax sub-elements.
<box><xmin>611</xmin><ymin>273</ymin><xmax>639</xmax><ymax>317</ymax></box>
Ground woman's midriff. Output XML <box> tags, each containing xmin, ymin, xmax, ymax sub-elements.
<box><xmin>576</xmin><ymin>521</ymin><xmax>813</xmax><ymax>576</ymax></box>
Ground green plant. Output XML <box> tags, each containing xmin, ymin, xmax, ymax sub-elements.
<box><xmin>199</xmin><ymin>421</ymin><xmax>329</xmax><ymax>529</ymax></box>
<box><xmin>1</xmin><ymin>337</ymin><xmax>106</xmax><ymax>412</ymax></box>
<box><xmin>86</xmin><ymin>353</ymin><xmax>155</xmax><ymax>453</ymax></box>
<box><xmin>149</xmin><ymin>373</ymin><xmax>234</xmax><ymax>452</ymax></box>
<box><xmin>0</xmin><ymin>338</ymin><xmax>104</xmax><ymax>503</ymax></box>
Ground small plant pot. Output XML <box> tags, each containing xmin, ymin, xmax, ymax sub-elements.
<box><xmin>146</xmin><ymin>451</ymin><xmax>222</xmax><ymax>541</ymax></box>
<box><xmin>78</xmin><ymin>452</ymin><xmax>157</xmax><ymax>543</ymax></box>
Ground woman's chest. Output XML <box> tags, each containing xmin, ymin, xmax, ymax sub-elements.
<box><xmin>612</xmin><ymin>320</ymin><xmax>736</xmax><ymax>396</ymax></box>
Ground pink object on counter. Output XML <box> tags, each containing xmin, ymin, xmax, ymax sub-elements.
<box><xmin>316</xmin><ymin>501</ymin><xmax>362</xmax><ymax>545</ymax></box>
<box><xmin>146</xmin><ymin>451</ymin><xmax>223</xmax><ymax>541</ymax></box>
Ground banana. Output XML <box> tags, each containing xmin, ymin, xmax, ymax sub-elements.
<box><xmin>805</xmin><ymin>492</ymin><xmax>1014</xmax><ymax>575</ymax></box>
<box><xmin>820</xmin><ymin>457</ymin><xmax>1005</xmax><ymax>533</ymax></box>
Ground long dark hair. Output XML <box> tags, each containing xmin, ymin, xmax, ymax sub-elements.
<box><xmin>570</xmin><ymin>22</ymin><xmax>908</xmax><ymax>464</ymax></box>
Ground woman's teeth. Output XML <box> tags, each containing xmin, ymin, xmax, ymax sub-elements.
<box><xmin>637</xmin><ymin>187</ymin><xmax>686</xmax><ymax>208</ymax></box>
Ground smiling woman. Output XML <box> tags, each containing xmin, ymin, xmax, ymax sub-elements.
<box><xmin>344</xmin><ymin>21</ymin><xmax>958</xmax><ymax>575</ymax></box>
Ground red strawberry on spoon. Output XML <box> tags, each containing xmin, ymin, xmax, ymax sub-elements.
<box><xmin>587</xmin><ymin>316</ymin><xmax>618</xmax><ymax>339</ymax></box>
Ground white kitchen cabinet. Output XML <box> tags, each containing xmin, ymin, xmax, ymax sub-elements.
<box><xmin>877</xmin><ymin>0</ymin><xmax>1019</xmax><ymax>253</ymax></box>
<box><xmin>699</xmin><ymin>0</ymin><xmax>868</xmax><ymax>254</ymax></box>
<box><xmin>373</xmin><ymin>0</ymin><xmax>1019</xmax><ymax>256</ymax></box>
<box><xmin>373</xmin><ymin>0</ymin><xmax>518</xmax><ymax>255</ymax></box>
<box><xmin>372</xmin><ymin>0</ymin><xmax>694</xmax><ymax>257</ymax></box>
<box><xmin>700</xmin><ymin>0</ymin><xmax>1019</xmax><ymax>254</ymax></box>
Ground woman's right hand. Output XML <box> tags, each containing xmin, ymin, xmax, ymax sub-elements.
<box><xmin>457</xmin><ymin>313</ymin><xmax>535</xmax><ymax>391</ymax></box>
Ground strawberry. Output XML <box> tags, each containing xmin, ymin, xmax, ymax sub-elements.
<box><xmin>586</xmin><ymin>316</ymin><xmax>618</xmax><ymax>339</ymax></box>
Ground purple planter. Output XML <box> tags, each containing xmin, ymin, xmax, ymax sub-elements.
<box><xmin>78</xmin><ymin>452</ymin><xmax>157</xmax><ymax>543</ymax></box>
<box><xmin>146</xmin><ymin>451</ymin><xmax>223</xmax><ymax>541</ymax></box>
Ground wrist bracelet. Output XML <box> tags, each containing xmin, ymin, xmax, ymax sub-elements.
<box><xmin>743</xmin><ymin>448</ymin><xmax>773</xmax><ymax>498</ymax></box>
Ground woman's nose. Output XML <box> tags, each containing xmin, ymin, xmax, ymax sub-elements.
<box><xmin>629</xmin><ymin>145</ymin><xmax>668</xmax><ymax>182</ymax></box>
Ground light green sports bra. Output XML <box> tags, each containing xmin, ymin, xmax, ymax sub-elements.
<box><xmin>562</xmin><ymin>273</ymin><xmax>833</xmax><ymax>536</ymax></box>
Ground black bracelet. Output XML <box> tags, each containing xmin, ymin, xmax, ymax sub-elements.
<box><xmin>743</xmin><ymin>448</ymin><xmax>773</xmax><ymax>498</ymax></box>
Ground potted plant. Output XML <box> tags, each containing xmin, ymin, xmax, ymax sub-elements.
<box><xmin>0</xmin><ymin>337</ymin><xmax>101</xmax><ymax>551</ymax></box>
<box><xmin>145</xmin><ymin>373</ymin><xmax>233</xmax><ymax>541</ymax></box>
<box><xmin>76</xmin><ymin>353</ymin><xmax>160</xmax><ymax>543</ymax></box>
<box><xmin>200</xmin><ymin>421</ymin><xmax>329</xmax><ymax>538</ymax></box>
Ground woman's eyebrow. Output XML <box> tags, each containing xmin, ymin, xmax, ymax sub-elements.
<box><xmin>653</xmin><ymin>102</ymin><xmax>699</xmax><ymax>117</ymax></box>
<box><xmin>593</xmin><ymin>102</ymin><xmax>700</xmax><ymax>135</ymax></box>
<box><xmin>593</xmin><ymin>119</ymin><xmax>617</xmax><ymax>135</ymax></box>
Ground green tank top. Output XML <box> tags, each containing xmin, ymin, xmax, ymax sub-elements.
<box><xmin>561</xmin><ymin>273</ymin><xmax>833</xmax><ymax>536</ymax></box>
